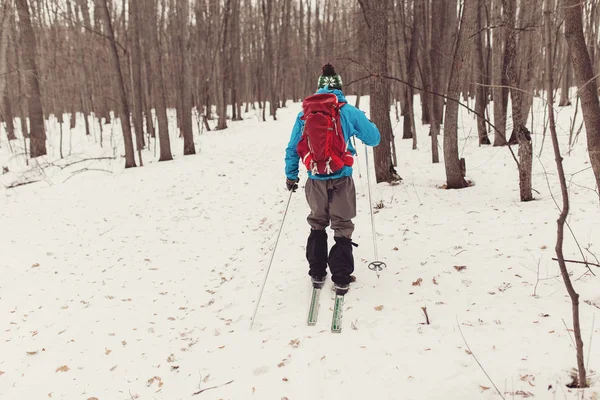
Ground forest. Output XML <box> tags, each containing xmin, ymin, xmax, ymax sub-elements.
<box><xmin>1</xmin><ymin>0</ymin><xmax>600</xmax><ymax>397</ymax></box>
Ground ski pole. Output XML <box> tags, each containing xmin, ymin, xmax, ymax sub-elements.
<box><xmin>364</xmin><ymin>144</ymin><xmax>387</xmax><ymax>278</ymax></box>
<box><xmin>250</xmin><ymin>188</ymin><xmax>294</xmax><ymax>330</ymax></box>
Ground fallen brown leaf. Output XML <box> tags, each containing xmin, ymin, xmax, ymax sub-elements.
<box><xmin>374</xmin><ymin>305</ymin><xmax>384</xmax><ymax>311</ymax></box>
<box><xmin>87</xmin><ymin>398</ymin><xmax>99</xmax><ymax>400</ymax></box>
<box><xmin>282</xmin><ymin>377</ymin><xmax>288</xmax><ymax>382</ymax></box>
<box><xmin>454</xmin><ymin>265</ymin><xmax>467</xmax><ymax>272</ymax></box>
<box><xmin>110</xmin><ymin>365</ymin><xmax>117</xmax><ymax>371</ymax></box>
<box><xmin>289</xmin><ymin>339</ymin><xmax>300</xmax><ymax>348</ymax></box>
<box><xmin>412</xmin><ymin>278</ymin><xmax>423</xmax><ymax>286</ymax></box>
<box><xmin>0</xmin><ymin>371</ymin><xmax>5</xmax><ymax>376</ymax></box>
<box><xmin>432</xmin><ymin>277</ymin><xmax>438</xmax><ymax>285</ymax></box>
<box><xmin>105</xmin><ymin>348</ymin><xmax>112</xmax><ymax>355</ymax></box>
<box><xmin>26</xmin><ymin>350</ymin><xmax>38</xmax><ymax>355</ymax></box>
<box><xmin>480</xmin><ymin>385</ymin><xmax>490</xmax><ymax>391</ymax></box>
<box><xmin>56</xmin><ymin>365</ymin><xmax>70</xmax><ymax>373</ymax></box>
<box><xmin>32</xmin><ymin>263</ymin><xmax>40</xmax><ymax>268</ymax></box>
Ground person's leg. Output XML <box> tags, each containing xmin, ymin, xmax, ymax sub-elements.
<box><xmin>327</xmin><ymin>176</ymin><xmax>357</xmax><ymax>288</ymax></box>
<box><xmin>304</xmin><ymin>178</ymin><xmax>330</xmax><ymax>281</ymax></box>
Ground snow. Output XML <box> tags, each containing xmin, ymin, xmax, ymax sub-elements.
<box><xmin>1</xmin><ymin>96</ymin><xmax>599</xmax><ymax>400</ymax></box>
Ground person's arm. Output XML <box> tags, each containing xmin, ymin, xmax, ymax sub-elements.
<box><xmin>285</xmin><ymin>114</ymin><xmax>304</xmax><ymax>180</ymax></box>
<box><xmin>350</xmin><ymin>107</ymin><xmax>380</xmax><ymax>146</ymax></box>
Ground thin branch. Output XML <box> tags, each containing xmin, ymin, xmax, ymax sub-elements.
<box><xmin>552</xmin><ymin>258</ymin><xmax>600</xmax><ymax>268</ymax></box>
<box><xmin>562</xmin><ymin>318</ymin><xmax>577</xmax><ymax>348</ymax></box>
<box><xmin>51</xmin><ymin>4</ymin><xmax>128</xmax><ymax>54</ymax></box>
<box><xmin>457</xmin><ymin>318</ymin><xmax>505</xmax><ymax>400</ymax></box>
<box><xmin>537</xmin><ymin>157</ymin><xmax>595</xmax><ymax>277</ymax></box>
<box><xmin>192</xmin><ymin>380</ymin><xmax>234</xmax><ymax>396</ymax></box>
<box><xmin>340</xmin><ymin>57</ymin><xmax>521</xmax><ymax>167</ymax></box>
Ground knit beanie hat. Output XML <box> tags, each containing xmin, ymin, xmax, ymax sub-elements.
<box><xmin>317</xmin><ymin>63</ymin><xmax>343</xmax><ymax>90</ymax></box>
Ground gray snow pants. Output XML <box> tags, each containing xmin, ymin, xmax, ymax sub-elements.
<box><xmin>304</xmin><ymin>176</ymin><xmax>356</xmax><ymax>238</ymax></box>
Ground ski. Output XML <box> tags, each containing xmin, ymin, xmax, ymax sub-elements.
<box><xmin>331</xmin><ymin>294</ymin><xmax>344</xmax><ymax>333</ymax></box>
<box><xmin>307</xmin><ymin>287</ymin><xmax>321</xmax><ymax>325</ymax></box>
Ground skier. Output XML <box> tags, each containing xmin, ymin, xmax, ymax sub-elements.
<box><xmin>284</xmin><ymin>63</ymin><xmax>381</xmax><ymax>295</ymax></box>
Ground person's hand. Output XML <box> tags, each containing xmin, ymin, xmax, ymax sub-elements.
<box><xmin>286</xmin><ymin>177</ymin><xmax>299</xmax><ymax>192</ymax></box>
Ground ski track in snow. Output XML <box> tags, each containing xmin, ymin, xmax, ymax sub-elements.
<box><xmin>1</xmin><ymin>98</ymin><xmax>599</xmax><ymax>400</ymax></box>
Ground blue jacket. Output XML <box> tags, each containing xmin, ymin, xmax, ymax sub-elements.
<box><xmin>285</xmin><ymin>88</ymin><xmax>380</xmax><ymax>181</ymax></box>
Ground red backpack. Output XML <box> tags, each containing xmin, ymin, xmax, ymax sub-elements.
<box><xmin>296</xmin><ymin>93</ymin><xmax>354</xmax><ymax>175</ymax></box>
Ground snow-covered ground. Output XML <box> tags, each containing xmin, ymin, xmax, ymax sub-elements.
<box><xmin>1</xmin><ymin>95</ymin><xmax>599</xmax><ymax>400</ymax></box>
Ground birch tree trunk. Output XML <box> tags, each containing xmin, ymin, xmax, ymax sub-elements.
<box><xmin>16</xmin><ymin>0</ymin><xmax>46</xmax><ymax>157</ymax></box>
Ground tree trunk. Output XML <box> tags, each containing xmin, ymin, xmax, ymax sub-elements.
<box><xmin>559</xmin><ymin>47</ymin><xmax>573</xmax><ymax>106</ymax></box>
<box><xmin>545</xmin><ymin>0</ymin><xmax>587</xmax><ymax>388</ymax></box>
<box><xmin>15</xmin><ymin>0</ymin><xmax>46</xmax><ymax>157</ymax></box>
<box><xmin>443</xmin><ymin>0</ymin><xmax>476</xmax><ymax>189</ymax></box>
<box><xmin>148</xmin><ymin>0</ymin><xmax>172</xmax><ymax>161</ymax></box>
<box><xmin>564</xmin><ymin>0</ymin><xmax>600</xmax><ymax>197</ymax></box>
<box><xmin>492</xmin><ymin>0</ymin><xmax>507</xmax><ymax>146</ymax></box>
<box><xmin>98</xmin><ymin>0</ymin><xmax>136</xmax><ymax>168</ymax></box>
<box><xmin>475</xmin><ymin>0</ymin><xmax>491</xmax><ymax>145</ymax></box>
<box><xmin>505</xmin><ymin>0</ymin><xmax>533</xmax><ymax>201</ymax></box>
<box><xmin>360</xmin><ymin>0</ymin><xmax>400</xmax><ymax>183</ymax></box>
<box><xmin>0</xmin><ymin>2</ymin><xmax>16</xmax><ymax>141</ymax></box>
<box><xmin>129</xmin><ymin>0</ymin><xmax>144</xmax><ymax>164</ymax></box>
<box><xmin>419</xmin><ymin>0</ymin><xmax>439</xmax><ymax>163</ymax></box>
<box><xmin>180</xmin><ymin>0</ymin><xmax>196</xmax><ymax>154</ymax></box>
<box><xmin>217</xmin><ymin>0</ymin><xmax>232</xmax><ymax>130</ymax></box>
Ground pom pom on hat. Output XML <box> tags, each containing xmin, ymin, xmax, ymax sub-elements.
<box><xmin>317</xmin><ymin>63</ymin><xmax>343</xmax><ymax>90</ymax></box>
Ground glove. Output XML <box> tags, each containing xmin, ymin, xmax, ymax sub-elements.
<box><xmin>286</xmin><ymin>177</ymin><xmax>299</xmax><ymax>192</ymax></box>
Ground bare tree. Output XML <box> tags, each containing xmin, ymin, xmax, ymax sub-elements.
<box><xmin>97</xmin><ymin>0</ymin><xmax>136</xmax><ymax>168</ymax></box>
<box><xmin>505</xmin><ymin>0</ymin><xmax>533</xmax><ymax>201</ymax></box>
<box><xmin>179</xmin><ymin>0</ymin><xmax>196</xmax><ymax>155</ymax></box>
<box><xmin>558</xmin><ymin>47</ymin><xmax>573</xmax><ymax>106</ymax></box>
<box><xmin>544</xmin><ymin>0</ymin><xmax>587</xmax><ymax>388</ymax></box>
<box><xmin>15</xmin><ymin>0</ymin><xmax>46</xmax><ymax>157</ymax></box>
<box><xmin>564</xmin><ymin>0</ymin><xmax>600</xmax><ymax>195</ymax></box>
<box><xmin>359</xmin><ymin>0</ymin><xmax>400</xmax><ymax>183</ymax></box>
<box><xmin>0</xmin><ymin>0</ymin><xmax>17</xmax><ymax>141</ymax></box>
<box><xmin>491</xmin><ymin>0</ymin><xmax>508</xmax><ymax>146</ymax></box>
<box><xmin>443</xmin><ymin>0</ymin><xmax>478</xmax><ymax>189</ymax></box>
<box><xmin>474</xmin><ymin>0</ymin><xmax>491</xmax><ymax>145</ymax></box>
<box><xmin>148</xmin><ymin>0</ymin><xmax>172</xmax><ymax>161</ymax></box>
<box><xmin>418</xmin><ymin>0</ymin><xmax>440</xmax><ymax>163</ymax></box>
<box><xmin>128</xmin><ymin>0</ymin><xmax>145</xmax><ymax>165</ymax></box>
